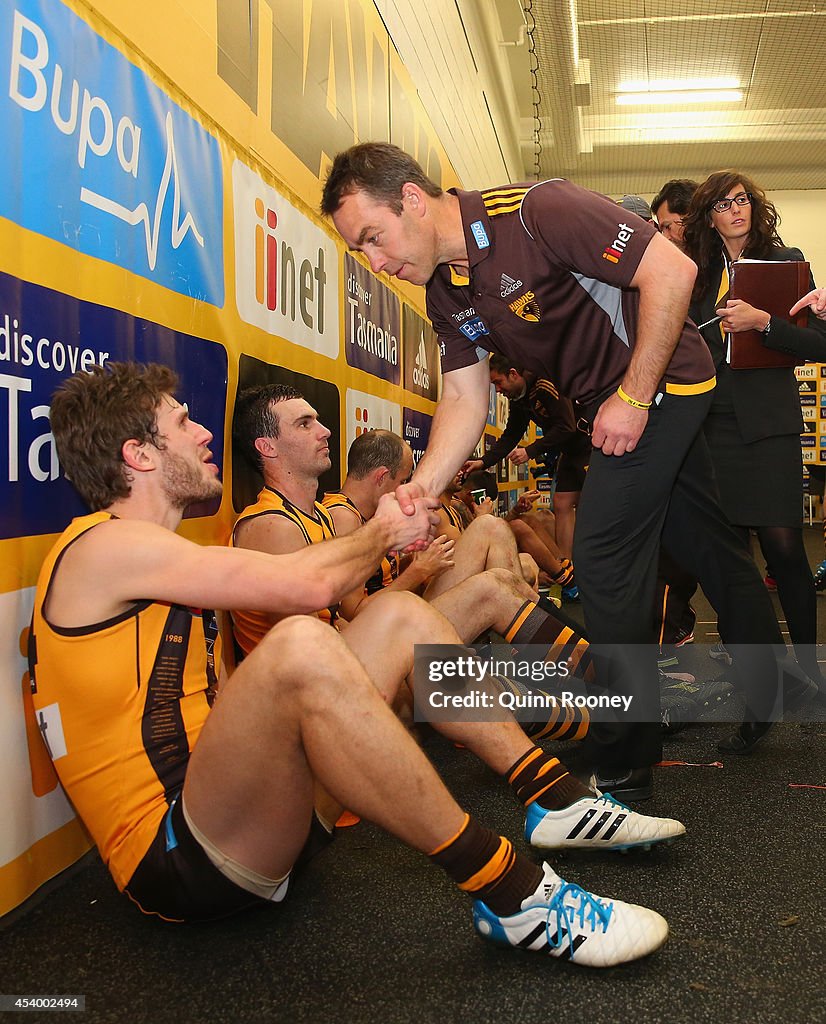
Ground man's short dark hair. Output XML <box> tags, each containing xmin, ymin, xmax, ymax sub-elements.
<box><xmin>233</xmin><ymin>383</ymin><xmax>303</xmax><ymax>473</ymax></box>
<box><xmin>49</xmin><ymin>362</ymin><xmax>179</xmax><ymax>511</ymax></box>
<box><xmin>321</xmin><ymin>143</ymin><xmax>442</xmax><ymax>216</ymax></box>
<box><xmin>346</xmin><ymin>429</ymin><xmax>407</xmax><ymax>479</ymax></box>
<box><xmin>651</xmin><ymin>179</ymin><xmax>699</xmax><ymax>217</ymax></box>
<box><xmin>461</xmin><ymin>470</ymin><xmax>498</xmax><ymax>501</ymax></box>
<box><xmin>489</xmin><ymin>353</ymin><xmax>519</xmax><ymax>376</ymax></box>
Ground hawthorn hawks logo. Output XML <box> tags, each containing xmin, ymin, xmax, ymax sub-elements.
<box><xmin>509</xmin><ymin>290</ymin><xmax>541</xmax><ymax>323</ymax></box>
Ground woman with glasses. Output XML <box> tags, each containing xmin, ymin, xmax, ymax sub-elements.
<box><xmin>682</xmin><ymin>169</ymin><xmax>826</xmax><ymax>690</ymax></box>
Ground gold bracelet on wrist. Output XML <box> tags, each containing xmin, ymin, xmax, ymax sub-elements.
<box><xmin>617</xmin><ymin>385</ymin><xmax>652</xmax><ymax>410</ymax></box>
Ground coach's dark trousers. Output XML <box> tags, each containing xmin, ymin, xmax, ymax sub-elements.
<box><xmin>574</xmin><ymin>389</ymin><xmax>789</xmax><ymax>773</ymax></box>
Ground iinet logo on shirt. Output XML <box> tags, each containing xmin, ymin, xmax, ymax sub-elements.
<box><xmin>602</xmin><ymin>223</ymin><xmax>635</xmax><ymax>264</ymax></box>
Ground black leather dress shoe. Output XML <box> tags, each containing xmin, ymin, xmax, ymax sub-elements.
<box><xmin>717</xmin><ymin>720</ymin><xmax>772</xmax><ymax>754</ymax></box>
<box><xmin>782</xmin><ymin>674</ymin><xmax>818</xmax><ymax>713</ymax></box>
<box><xmin>594</xmin><ymin>766</ymin><xmax>653</xmax><ymax>801</ymax></box>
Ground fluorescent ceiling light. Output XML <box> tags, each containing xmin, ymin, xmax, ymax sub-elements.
<box><xmin>617</xmin><ymin>90</ymin><xmax>743</xmax><ymax>105</ymax></box>
<box><xmin>618</xmin><ymin>76</ymin><xmax>740</xmax><ymax>92</ymax></box>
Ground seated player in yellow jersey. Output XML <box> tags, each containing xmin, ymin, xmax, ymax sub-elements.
<box><xmin>229</xmin><ymin>386</ymin><xmax>685</xmax><ymax>839</ymax></box>
<box><xmin>324</xmin><ymin>429</ymin><xmax>537</xmax><ymax>606</ymax></box>
<box><xmin>457</xmin><ymin>470</ymin><xmax>578</xmax><ymax>599</ymax></box>
<box><xmin>30</xmin><ymin>362</ymin><xmax>677</xmax><ymax>966</ymax></box>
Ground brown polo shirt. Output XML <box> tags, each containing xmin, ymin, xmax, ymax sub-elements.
<box><xmin>425</xmin><ymin>181</ymin><xmax>715</xmax><ymax>410</ymax></box>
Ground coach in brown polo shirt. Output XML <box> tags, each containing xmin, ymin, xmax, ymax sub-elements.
<box><xmin>322</xmin><ymin>144</ymin><xmax>815</xmax><ymax>799</ymax></box>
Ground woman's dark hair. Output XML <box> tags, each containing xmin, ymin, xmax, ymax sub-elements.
<box><xmin>682</xmin><ymin>169</ymin><xmax>783</xmax><ymax>298</ymax></box>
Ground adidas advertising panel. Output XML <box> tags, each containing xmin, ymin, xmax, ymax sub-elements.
<box><xmin>402</xmin><ymin>305</ymin><xmax>440</xmax><ymax>401</ymax></box>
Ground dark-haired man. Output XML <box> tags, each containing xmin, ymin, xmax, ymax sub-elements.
<box><xmin>462</xmin><ymin>353</ymin><xmax>589</xmax><ymax>561</ymax></box>
<box><xmin>322</xmin><ymin>143</ymin><xmax>816</xmax><ymax>791</ymax></box>
<box><xmin>29</xmin><ymin>362</ymin><xmax>672</xmax><ymax>966</ymax></box>
<box><xmin>652</xmin><ymin>179</ymin><xmax>698</xmax><ymax>252</ymax></box>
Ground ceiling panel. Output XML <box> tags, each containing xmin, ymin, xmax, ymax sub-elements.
<box><xmin>526</xmin><ymin>0</ymin><xmax>826</xmax><ymax>192</ymax></box>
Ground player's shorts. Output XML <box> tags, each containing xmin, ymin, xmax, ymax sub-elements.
<box><xmin>124</xmin><ymin>791</ymin><xmax>333</xmax><ymax>923</ymax></box>
<box><xmin>556</xmin><ymin>431</ymin><xmax>591</xmax><ymax>493</ymax></box>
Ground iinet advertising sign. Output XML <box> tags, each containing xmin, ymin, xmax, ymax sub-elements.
<box><xmin>233</xmin><ymin>159</ymin><xmax>339</xmax><ymax>360</ymax></box>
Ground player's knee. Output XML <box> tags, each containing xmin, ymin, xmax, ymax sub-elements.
<box><xmin>376</xmin><ymin>591</ymin><xmax>444</xmax><ymax>634</ymax></box>
<box><xmin>519</xmin><ymin>553</ymin><xmax>539</xmax><ymax>588</ymax></box>
<box><xmin>480</xmin><ymin>566</ymin><xmax>524</xmax><ymax>595</ymax></box>
<box><xmin>467</xmin><ymin>513</ymin><xmax>509</xmax><ymax>542</ymax></box>
<box><xmin>256</xmin><ymin>616</ymin><xmax>339</xmax><ymax>676</ymax></box>
<box><xmin>508</xmin><ymin>518</ymin><xmax>529</xmax><ymax>540</ymax></box>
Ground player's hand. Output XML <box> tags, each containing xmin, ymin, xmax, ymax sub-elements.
<box><xmin>375</xmin><ymin>492</ymin><xmax>438</xmax><ymax>552</ymax></box>
<box><xmin>790</xmin><ymin>287</ymin><xmax>826</xmax><ymax>320</ymax></box>
<box><xmin>395</xmin><ymin>479</ymin><xmax>428</xmax><ymax>516</ymax></box>
<box><xmin>591</xmin><ymin>392</ymin><xmax>648</xmax><ymax>456</ymax></box>
<box><xmin>513</xmin><ymin>490</ymin><xmax>539</xmax><ymax>515</ymax></box>
<box><xmin>715</xmin><ymin>298</ymin><xmax>769</xmax><ymax>333</ymax></box>
<box><xmin>412</xmin><ymin>535</ymin><xmax>455</xmax><ymax>579</ymax></box>
<box><xmin>460</xmin><ymin>458</ymin><xmax>484</xmax><ymax>477</ymax></box>
<box><xmin>472</xmin><ymin>496</ymin><xmax>495</xmax><ymax>518</ymax></box>
<box><xmin>508</xmin><ymin>447</ymin><xmax>529</xmax><ymax>465</ymax></box>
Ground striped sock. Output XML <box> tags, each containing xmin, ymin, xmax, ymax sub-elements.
<box><xmin>429</xmin><ymin>814</ymin><xmax>542</xmax><ymax>916</ymax></box>
<box><xmin>508</xmin><ymin>747</ymin><xmax>591</xmax><ymax>810</ymax></box>
<box><xmin>549</xmin><ymin>558</ymin><xmax>575</xmax><ymax>588</ymax></box>
<box><xmin>503</xmin><ymin>600</ymin><xmax>597</xmax><ymax>684</ymax></box>
<box><xmin>494</xmin><ymin>673</ymin><xmax>589</xmax><ymax>741</ymax></box>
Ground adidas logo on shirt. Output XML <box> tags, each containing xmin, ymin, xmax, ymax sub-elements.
<box><xmin>500</xmin><ymin>273</ymin><xmax>523</xmax><ymax>297</ymax></box>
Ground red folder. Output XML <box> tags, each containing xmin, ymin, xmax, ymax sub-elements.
<box><xmin>728</xmin><ymin>259</ymin><xmax>810</xmax><ymax>369</ymax></box>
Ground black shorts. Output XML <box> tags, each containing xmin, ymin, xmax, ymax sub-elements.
<box><xmin>556</xmin><ymin>432</ymin><xmax>591</xmax><ymax>493</ymax></box>
<box><xmin>124</xmin><ymin>794</ymin><xmax>333</xmax><ymax>923</ymax></box>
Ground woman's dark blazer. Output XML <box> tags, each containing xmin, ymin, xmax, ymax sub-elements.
<box><xmin>689</xmin><ymin>246</ymin><xmax>826</xmax><ymax>444</ymax></box>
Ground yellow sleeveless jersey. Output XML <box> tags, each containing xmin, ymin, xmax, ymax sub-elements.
<box><xmin>28</xmin><ymin>512</ymin><xmax>218</xmax><ymax>892</ymax></box>
<box><xmin>441</xmin><ymin>501</ymin><xmax>466</xmax><ymax>533</ymax></box>
<box><xmin>322</xmin><ymin>491</ymin><xmax>399</xmax><ymax>594</ymax></box>
<box><xmin>231</xmin><ymin>487</ymin><xmax>338</xmax><ymax>654</ymax></box>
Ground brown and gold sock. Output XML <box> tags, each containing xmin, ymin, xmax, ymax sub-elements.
<box><xmin>494</xmin><ymin>673</ymin><xmax>590</xmax><ymax>741</ymax></box>
<box><xmin>503</xmin><ymin>600</ymin><xmax>597</xmax><ymax>685</ymax></box>
<box><xmin>508</xmin><ymin>746</ymin><xmax>591</xmax><ymax>811</ymax></box>
<box><xmin>498</xmin><ymin>600</ymin><xmax>595</xmax><ymax>741</ymax></box>
<box><xmin>429</xmin><ymin>814</ymin><xmax>542</xmax><ymax>916</ymax></box>
<box><xmin>548</xmin><ymin>558</ymin><xmax>575</xmax><ymax>589</ymax></box>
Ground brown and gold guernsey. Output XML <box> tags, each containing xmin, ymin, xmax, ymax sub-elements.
<box><xmin>322</xmin><ymin>491</ymin><xmax>399</xmax><ymax>594</ymax></box>
<box><xmin>440</xmin><ymin>501</ymin><xmax>466</xmax><ymax>534</ymax></box>
<box><xmin>231</xmin><ymin>487</ymin><xmax>338</xmax><ymax>654</ymax></box>
<box><xmin>426</xmin><ymin>181</ymin><xmax>716</xmax><ymax>412</ymax></box>
<box><xmin>28</xmin><ymin>512</ymin><xmax>218</xmax><ymax>892</ymax></box>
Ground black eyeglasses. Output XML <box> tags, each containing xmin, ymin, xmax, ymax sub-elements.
<box><xmin>710</xmin><ymin>192</ymin><xmax>752</xmax><ymax>214</ymax></box>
